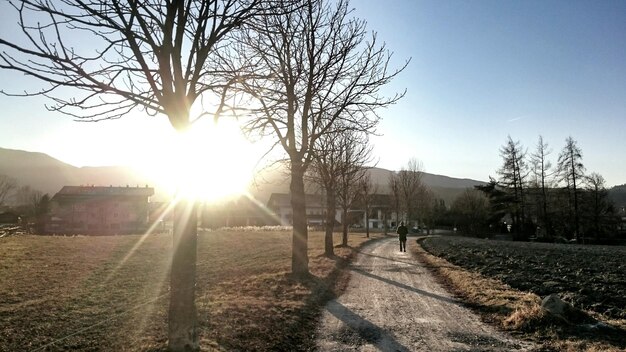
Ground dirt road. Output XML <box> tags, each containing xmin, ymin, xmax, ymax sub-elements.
<box><xmin>315</xmin><ymin>237</ymin><xmax>535</xmax><ymax>351</ymax></box>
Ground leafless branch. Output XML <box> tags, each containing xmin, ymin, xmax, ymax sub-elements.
<box><xmin>0</xmin><ymin>0</ymin><xmax>273</xmax><ymax>129</ymax></box>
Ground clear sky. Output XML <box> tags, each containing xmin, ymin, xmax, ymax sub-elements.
<box><xmin>1</xmin><ymin>0</ymin><xmax>625</xmax><ymax>187</ymax></box>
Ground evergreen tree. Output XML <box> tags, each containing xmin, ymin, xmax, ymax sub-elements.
<box><xmin>497</xmin><ymin>136</ymin><xmax>528</xmax><ymax>240</ymax></box>
<box><xmin>475</xmin><ymin>177</ymin><xmax>510</xmax><ymax>232</ymax></box>
<box><xmin>557</xmin><ymin>136</ymin><xmax>585</xmax><ymax>242</ymax></box>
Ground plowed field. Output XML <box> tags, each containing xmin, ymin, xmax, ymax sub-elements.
<box><xmin>420</xmin><ymin>236</ymin><xmax>626</xmax><ymax>320</ymax></box>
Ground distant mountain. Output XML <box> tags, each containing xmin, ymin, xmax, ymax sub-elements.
<box><xmin>251</xmin><ymin>164</ymin><xmax>486</xmax><ymax>206</ymax></box>
<box><xmin>11</xmin><ymin>146</ymin><xmax>621</xmax><ymax>211</ymax></box>
<box><xmin>1</xmin><ymin>147</ymin><xmax>486</xmax><ymax>206</ymax></box>
<box><xmin>365</xmin><ymin>167</ymin><xmax>484</xmax><ymax>189</ymax></box>
<box><xmin>362</xmin><ymin>167</ymin><xmax>485</xmax><ymax>206</ymax></box>
<box><xmin>0</xmin><ymin>147</ymin><xmax>148</xmax><ymax>198</ymax></box>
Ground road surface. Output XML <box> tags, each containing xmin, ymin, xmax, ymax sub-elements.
<box><xmin>315</xmin><ymin>237</ymin><xmax>535</xmax><ymax>351</ymax></box>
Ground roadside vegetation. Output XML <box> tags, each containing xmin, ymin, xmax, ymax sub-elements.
<box><xmin>416</xmin><ymin>235</ymin><xmax>626</xmax><ymax>352</ymax></box>
<box><xmin>0</xmin><ymin>230</ymin><xmax>381</xmax><ymax>351</ymax></box>
<box><xmin>448</xmin><ymin>135</ymin><xmax>624</xmax><ymax>244</ymax></box>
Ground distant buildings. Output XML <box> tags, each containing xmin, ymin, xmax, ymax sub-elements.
<box><xmin>0</xmin><ymin>210</ymin><xmax>20</xmax><ymax>224</ymax></box>
<box><xmin>265</xmin><ymin>192</ymin><xmax>394</xmax><ymax>229</ymax></box>
<box><xmin>267</xmin><ymin>193</ymin><xmax>339</xmax><ymax>227</ymax></box>
<box><xmin>42</xmin><ymin>185</ymin><xmax>395</xmax><ymax>234</ymax></box>
<box><xmin>46</xmin><ymin>185</ymin><xmax>154</xmax><ymax>234</ymax></box>
<box><xmin>201</xmin><ymin>196</ymin><xmax>277</xmax><ymax>228</ymax></box>
<box><xmin>359</xmin><ymin>193</ymin><xmax>395</xmax><ymax>229</ymax></box>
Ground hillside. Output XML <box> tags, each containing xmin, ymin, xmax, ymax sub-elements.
<box><xmin>0</xmin><ymin>147</ymin><xmax>148</xmax><ymax>198</ymax></box>
<box><xmin>250</xmin><ymin>164</ymin><xmax>486</xmax><ymax>205</ymax></box>
<box><xmin>1</xmin><ymin>147</ymin><xmax>486</xmax><ymax>205</ymax></box>
<box><xmin>360</xmin><ymin>167</ymin><xmax>485</xmax><ymax>206</ymax></box>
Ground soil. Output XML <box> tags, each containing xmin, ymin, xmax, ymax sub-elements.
<box><xmin>419</xmin><ymin>236</ymin><xmax>626</xmax><ymax>321</ymax></box>
<box><xmin>315</xmin><ymin>237</ymin><xmax>536</xmax><ymax>351</ymax></box>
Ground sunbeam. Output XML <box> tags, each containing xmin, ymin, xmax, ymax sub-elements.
<box><xmin>104</xmin><ymin>199</ymin><xmax>178</xmax><ymax>283</ymax></box>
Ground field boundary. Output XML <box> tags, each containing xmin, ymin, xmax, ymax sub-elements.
<box><xmin>414</xmin><ymin>236</ymin><xmax>626</xmax><ymax>352</ymax></box>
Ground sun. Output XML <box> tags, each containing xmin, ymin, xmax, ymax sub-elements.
<box><xmin>137</xmin><ymin>119</ymin><xmax>257</xmax><ymax>202</ymax></box>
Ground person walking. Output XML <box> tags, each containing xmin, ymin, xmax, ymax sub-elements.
<box><xmin>396</xmin><ymin>221</ymin><xmax>408</xmax><ymax>252</ymax></box>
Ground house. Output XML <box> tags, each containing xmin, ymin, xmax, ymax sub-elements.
<box><xmin>46</xmin><ymin>185</ymin><xmax>154</xmax><ymax>234</ymax></box>
<box><xmin>267</xmin><ymin>193</ymin><xmax>341</xmax><ymax>227</ymax></box>
<box><xmin>201</xmin><ymin>196</ymin><xmax>279</xmax><ymax>228</ymax></box>
<box><xmin>0</xmin><ymin>211</ymin><xmax>20</xmax><ymax>224</ymax></box>
<box><xmin>352</xmin><ymin>193</ymin><xmax>394</xmax><ymax>229</ymax></box>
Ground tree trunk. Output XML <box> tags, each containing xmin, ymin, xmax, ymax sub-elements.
<box><xmin>324</xmin><ymin>187</ymin><xmax>336</xmax><ymax>256</ymax></box>
<box><xmin>573</xmin><ymin>183</ymin><xmax>580</xmax><ymax>243</ymax></box>
<box><xmin>168</xmin><ymin>200</ymin><xmax>198</xmax><ymax>351</ymax></box>
<box><xmin>540</xmin><ymin>168</ymin><xmax>546</xmax><ymax>230</ymax></box>
<box><xmin>365</xmin><ymin>210</ymin><xmax>370</xmax><ymax>238</ymax></box>
<box><xmin>290</xmin><ymin>161</ymin><xmax>309</xmax><ymax>276</ymax></box>
<box><xmin>383</xmin><ymin>212</ymin><xmax>388</xmax><ymax>235</ymax></box>
<box><xmin>342</xmin><ymin>207</ymin><xmax>349</xmax><ymax>246</ymax></box>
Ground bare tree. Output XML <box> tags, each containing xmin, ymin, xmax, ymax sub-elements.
<box><xmin>336</xmin><ymin>133</ymin><xmax>373</xmax><ymax>246</ymax></box>
<box><xmin>358</xmin><ymin>172</ymin><xmax>378</xmax><ymax>238</ymax></box>
<box><xmin>28</xmin><ymin>189</ymin><xmax>43</xmax><ymax>213</ymax></box>
<box><xmin>529</xmin><ymin>135</ymin><xmax>553</xmax><ymax>235</ymax></box>
<box><xmin>557</xmin><ymin>136</ymin><xmax>585</xmax><ymax>242</ymax></box>
<box><xmin>17</xmin><ymin>188</ymin><xmax>46</xmax><ymax>225</ymax></box>
<box><xmin>13</xmin><ymin>185</ymin><xmax>35</xmax><ymax>206</ymax></box>
<box><xmin>236</xmin><ymin>0</ymin><xmax>407</xmax><ymax>275</ymax></box>
<box><xmin>585</xmin><ymin>172</ymin><xmax>610</xmax><ymax>240</ymax></box>
<box><xmin>428</xmin><ymin>197</ymin><xmax>447</xmax><ymax>233</ymax></box>
<box><xmin>0</xmin><ymin>175</ymin><xmax>17</xmax><ymax>206</ymax></box>
<box><xmin>397</xmin><ymin>158</ymin><xmax>424</xmax><ymax>227</ymax></box>
<box><xmin>33</xmin><ymin>193</ymin><xmax>50</xmax><ymax>233</ymax></box>
<box><xmin>416</xmin><ymin>186</ymin><xmax>435</xmax><ymax>234</ymax></box>
<box><xmin>451</xmin><ymin>189</ymin><xmax>489</xmax><ymax>236</ymax></box>
<box><xmin>309</xmin><ymin>132</ymin><xmax>343</xmax><ymax>256</ymax></box>
<box><xmin>388</xmin><ymin>171</ymin><xmax>402</xmax><ymax>227</ymax></box>
<box><xmin>0</xmin><ymin>1</ymin><xmax>269</xmax><ymax>349</ymax></box>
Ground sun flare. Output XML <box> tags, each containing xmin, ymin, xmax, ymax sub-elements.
<box><xmin>136</xmin><ymin>119</ymin><xmax>257</xmax><ymax>202</ymax></box>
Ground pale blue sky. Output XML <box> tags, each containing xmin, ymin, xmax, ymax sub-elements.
<box><xmin>356</xmin><ymin>0</ymin><xmax>626</xmax><ymax>186</ymax></box>
<box><xmin>1</xmin><ymin>0</ymin><xmax>625</xmax><ymax>186</ymax></box>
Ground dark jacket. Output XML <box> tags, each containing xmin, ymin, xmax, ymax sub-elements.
<box><xmin>396</xmin><ymin>225</ymin><xmax>408</xmax><ymax>241</ymax></box>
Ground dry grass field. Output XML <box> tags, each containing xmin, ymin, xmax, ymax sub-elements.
<box><xmin>416</xmin><ymin>235</ymin><xmax>626</xmax><ymax>352</ymax></box>
<box><xmin>0</xmin><ymin>230</ymin><xmax>383</xmax><ymax>351</ymax></box>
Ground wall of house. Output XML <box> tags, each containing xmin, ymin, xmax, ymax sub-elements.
<box><xmin>270</xmin><ymin>204</ymin><xmax>342</xmax><ymax>226</ymax></box>
<box><xmin>47</xmin><ymin>197</ymin><xmax>149</xmax><ymax>234</ymax></box>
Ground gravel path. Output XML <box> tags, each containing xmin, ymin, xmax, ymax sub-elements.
<box><xmin>315</xmin><ymin>237</ymin><xmax>535</xmax><ymax>351</ymax></box>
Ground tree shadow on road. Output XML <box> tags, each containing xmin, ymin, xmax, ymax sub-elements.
<box><xmin>324</xmin><ymin>300</ymin><xmax>411</xmax><ymax>352</ymax></box>
<box><xmin>357</xmin><ymin>250</ymin><xmax>424</xmax><ymax>267</ymax></box>
<box><xmin>350</xmin><ymin>267</ymin><xmax>460</xmax><ymax>305</ymax></box>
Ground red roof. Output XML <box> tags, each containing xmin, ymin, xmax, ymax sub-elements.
<box><xmin>53</xmin><ymin>186</ymin><xmax>154</xmax><ymax>199</ymax></box>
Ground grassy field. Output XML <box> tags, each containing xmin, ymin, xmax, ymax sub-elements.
<box><xmin>0</xmin><ymin>230</ymin><xmax>383</xmax><ymax>351</ymax></box>
<box><xmin>416</xmin><ymin>235</ymin><xmax>626</xmax><ymax>352</ymax></box>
